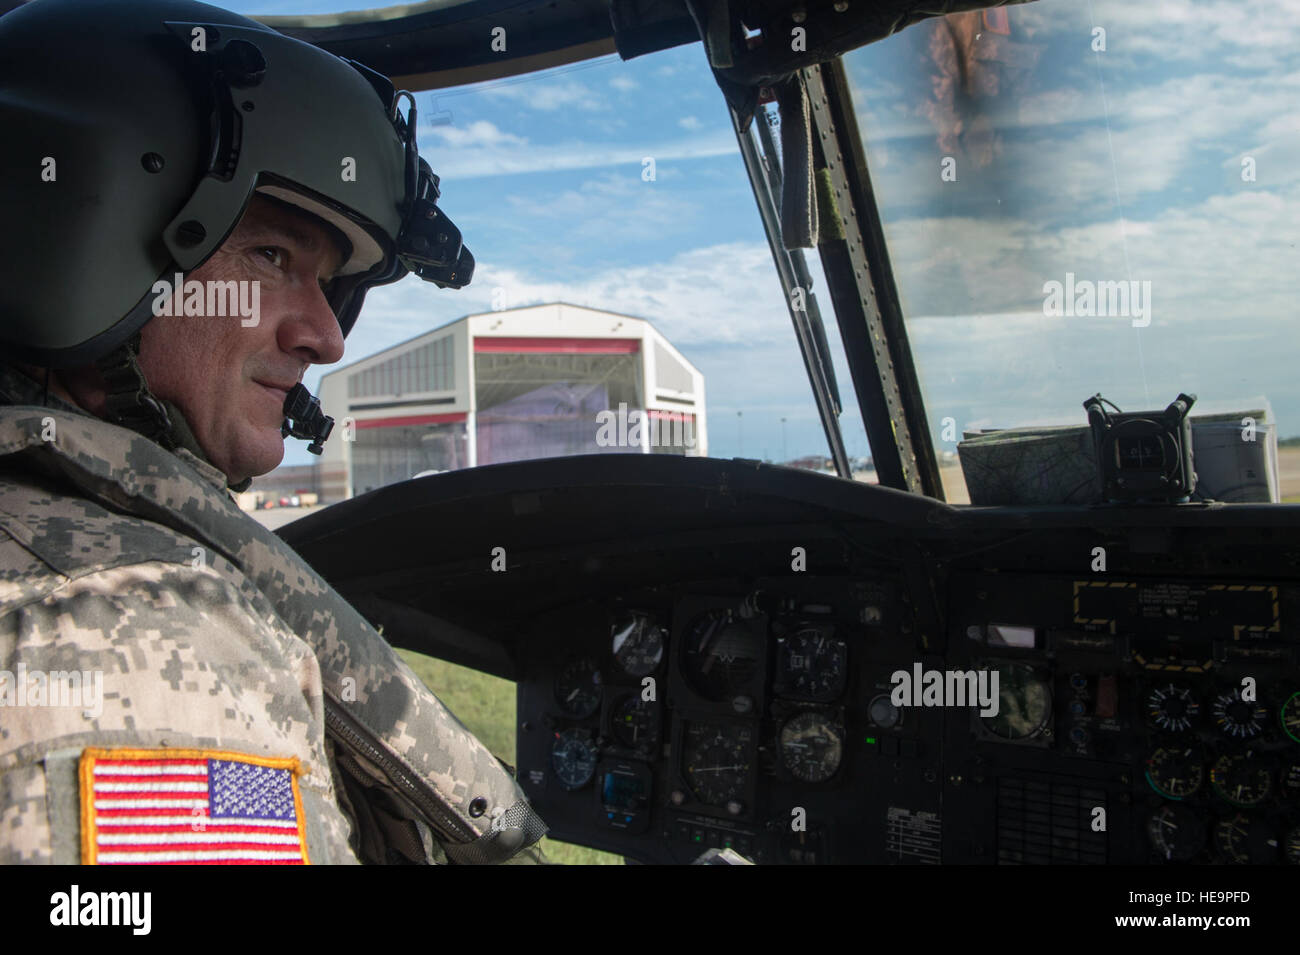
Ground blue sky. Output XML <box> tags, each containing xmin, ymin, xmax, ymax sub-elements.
<box><xmin>221</xmin><ymin>0</ymin><xmax>1300</xmax><ymax>470</ymax></box>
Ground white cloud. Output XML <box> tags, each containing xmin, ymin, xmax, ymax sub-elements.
<box><xmin>1094</xmin><ymin>0</ymin><xmax>1300</xmax><ymax>68</ymax></box>
<box><xmin>481</xmin><ymin>78</ymin><xmax>607</xmax><ymax>111</ymax></box>
<box><xmin>883</xmin><ymin>178</ymin><xmax>1300</xmax><ymax>324</ymax></box>
<box><xmin>502</xmin><ymin>174</ymin><xmax>700</xmax><ymax>240</ymax></box>
<box><xmin>678</xmin><ymin>115</ymin><xmax>703</xmax><ymax>131</ymax></box>
<box><xmin>424</xmin><ymin>120</ymin><xmax>528</xmax><ymax>149</ymax></box>
<box><xmin>610</xmin><ymin>75</ymin><xmax>639</xmax><ymax>92</ymax></box>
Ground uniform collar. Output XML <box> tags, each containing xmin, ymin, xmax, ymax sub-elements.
<box><xmin>0</xmin><ymin>363</ymin><xmax>233</xmax><ymax>494</ymax></box>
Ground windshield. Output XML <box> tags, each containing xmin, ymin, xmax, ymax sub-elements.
<box><xmin>843</xmin><ymin>0</ymin><xmax>1300</xmax><ymax>503</ymax></box>
<box><xmin>226</xmin><ymin>1</ymin><xmax>871</xmax><ymax>497</ymax></box>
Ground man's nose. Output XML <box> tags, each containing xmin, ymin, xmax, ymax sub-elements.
<box><xmin>280</xmin><ymin>277</ymin><xmax>345</xmax><ymax>365</ymax></box>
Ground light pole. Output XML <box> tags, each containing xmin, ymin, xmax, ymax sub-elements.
<box><xmin>780</xmin><ymin>417</ymin><xmax>787</xmax><ymax>464</ymax></box>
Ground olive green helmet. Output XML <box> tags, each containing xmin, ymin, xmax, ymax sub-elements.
<box><xmin>0</xmin><ymin>0</ymin><xmax>473</xmax><ymax>368</ymax></box>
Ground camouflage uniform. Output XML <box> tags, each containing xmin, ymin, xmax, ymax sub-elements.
<box><xmin>0</xmin><ymin>364</ymin><xmax>547</xmax><ymax>864</ymax></box>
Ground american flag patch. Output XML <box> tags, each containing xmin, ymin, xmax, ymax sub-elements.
<box><xmin>79</xmin><ymin>748</ymin><xmax>310</xmax><ymax>865</ymax></box>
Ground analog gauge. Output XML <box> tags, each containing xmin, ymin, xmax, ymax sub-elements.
<box><xmin>611</xmin><ymin>613</ymin><xmax>665</xmax><ymax>677</ymax></box>
<box><xmin>1281</xmin><ymin>691</ymin><xmax>1300</xmax><ymax>743</ymax></box>
<box><xmin>1214</xmin><ymin>814</ymin><xmax>1277</xmax><ymax>865</ymax></box>
<box><xmin>979</xmin><ymin>662</ymin><xmax>1052</xmax><ymax>740</ymax></box>
<box><xmin>610</xmin><ymin>694</ymin><xmax>660</xmax><ymax>752</ymax></box>
<box><xmin>1287</xmin><ymin>826</ymin><xmax>1300</xmax><ymax>865</ymax></box>
<box><xmin>1211</xmin><ymin>691</ymin><xmax>1267</xmax><ymax>739</ymax></box>
<box><xmin>1146</xmin><ymin>683</ymin><xmax>1200</xmax><ymax>732</ymax></box>
<box><xmin>682</xmin><ymin>721</ymin><xmax>753</xmax><ymax>807</ymax></box>
<box><xmin>682</xmin><ymin>608</ymin><xmax>762</xmax><ymax>701</ymax></box>
<box><xmin>1210</xmin><ymin>754</ymin><xmax>1272</xmax><ymax>808</ymax></box>
<box><xmin>868</xmin><ymin>693</ymin><xmax>902</xmax><ymax>729</ymax></box>
<box><xmin>550</xmin><ymin>729</ymin><xmax>598</xmax><ymax>789</ymax></box>
<box><xmin>779</xmin><ymin>712</ymin><xmax>844</xmax><ymax>783</ymax></box>
<box><xmin>1144</xmin><ymin>745</ymin><xmax>1205</xmax><ymax>800</ymax></box>
<box><xmin>775</xmin><ymin>627</ymin><xmax>848</xmax><ymax>701</ymax></box>
<box><xmin>1147</xmin><ymin>804</ymin><xmax>1205</xmax><ymax>862</ymax></box>
<box><xmin>554</xmin><ymin>658</ymin><xmax>601</xmax><ymax>719</ymax></box>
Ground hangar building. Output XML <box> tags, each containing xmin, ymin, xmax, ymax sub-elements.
<box><xmin>312</xmin><ymin>303</ymin><xmax>708</xmax><ymax>500</ymax></box>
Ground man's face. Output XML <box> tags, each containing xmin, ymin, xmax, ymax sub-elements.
<box><xmin>138</xmin><ymin>195</ymin><xmax>347</xmax><ymax>484</ymax></box>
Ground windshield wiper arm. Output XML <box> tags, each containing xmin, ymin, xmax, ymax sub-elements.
<box><xmin>731</xmin><ymin>100</ymin><xmax>852</xmax><ymax>478</ymax></box>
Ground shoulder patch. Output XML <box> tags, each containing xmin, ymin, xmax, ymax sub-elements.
<box><xmin>79</xmin><ymin>748</ymin><xmax>309</xmax><ymax>865</ymax></box>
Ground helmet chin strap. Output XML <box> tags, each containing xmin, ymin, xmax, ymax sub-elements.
<box><xmin>94</xmin><ymin>334</ymin><xmax>332</xmax><ymax>493</ymax></box>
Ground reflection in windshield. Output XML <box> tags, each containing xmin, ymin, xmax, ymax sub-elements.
<box><xmin>845</xmin><ymin>0</ymin><xmax>1300</xmax><ymax>502</ymax></box>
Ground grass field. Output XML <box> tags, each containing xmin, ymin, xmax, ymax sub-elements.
<box><xmin>396</xmin><ymin>648</ymin><xmax>623</xmax><ymax>865</ymax></box>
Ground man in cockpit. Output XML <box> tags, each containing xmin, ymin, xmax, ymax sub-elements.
<box><xmin>0</xmin><ymin>0</ymin><xmax>546</xmax><ymax>864</ymax></box>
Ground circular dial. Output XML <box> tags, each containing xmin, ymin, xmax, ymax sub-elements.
<box><xmin>682</xmin><ymin>721</ymin><xmax>753</xmax><ymax>806</ymax></box>
<box><xmin>610</xmin><ymin>613</ymin><xmax>665</xmax><ymax>677</ymax></box>
<box><xmin>1211</xmin><ymin>692</ymin><xmax>1267</xmax><ymax>739</ymax></box>
<box><xmin>1215</xmin><ymin>814</ymin><xmax>1277</xmax><ymax>865</ymax></box>
<box><xmin>1210</xmin><ymin>754</ymin><xmax>1272</xmax><ymax>807</ymax></box>
<box><xmin>868</xmin><ymin>693</ymin><xmax>902</xmax><ymax>729</ymax></box>
<box><xmin>682</xmin><ymin>608</ymin><xmax>762</xmax><ymax>701</ymax></box>
<box><xmin>1146</xmin><ymin>683</ymin><xmax>1200</xmax><ymax>732</ymax></box>
<box><xmin>1147</xmin><ymin>804</ymin><xmax>1205</xmax><ymax>862</ymax></box>
<box><xmin>554</xmin><ymin>658</ymin><xmax>601</xmax><ymax>718</ymax></box>
<box><xmin>775</xmin><ymin>628</ymin><xmax>847</xmax><ymax>701</ymax></box>
<box><xmin>550</xmin><ymin>730</ymin><xmax>598</xmax><ymax>789</ymax></box>
<box><xmin>1287</xmin><ymin>826</ymin><xmax>1300</xmax><ymax>865</ymax></box>
<box><xmin>980</xmin><ymin>662</ymin><xmax>1052</xmax><ymax>740</ymax></box>
<box><xmin>779</xmin><ymin>712</ymin><xmax>844</xmax><ymax>783</ymax></box>
<box><xmin>1281</xmin><ymin>691</ymin><xmax>1300</xmax><ymax>743</ymax></box>
<box><xmin>610</xmin><ymin>694</ymin><xmax>660</xmax><ymax>752</ymax></box>
<box><xmin>1144</xmin><ymin>745</ymin><xmax>1205</xmax><ymax>800</ymax></box>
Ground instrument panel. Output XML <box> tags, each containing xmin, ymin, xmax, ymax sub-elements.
<box><xmin>516</xmin><ymin>542</ymin><xmax>1300</xmax><ymax>865</ymax></box>
<box><xmin>279</xmin><ymin>453</ymin><xmax>1300</xmax><ymax>865</ymax></box>
<box><xmin>517</xmin><ymin>575</ymin><xmax>915</xmax><ymax>863</ymax></box>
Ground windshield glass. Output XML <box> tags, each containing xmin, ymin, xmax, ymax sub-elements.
<box><xmin>219</xmin><ymin>0</ymin><xmax>873</xmax><ymax>497</ymax></box>
<box><xmin>843</xmin><ymin>0</ymin><xmax>1300</xmax><ymax>503</ymax></box>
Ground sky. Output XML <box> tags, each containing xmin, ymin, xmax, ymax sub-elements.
<box><xmin>220</xmin><ymin>0</ymin><xmax>1300</xmax><ymax>471</ymax></box>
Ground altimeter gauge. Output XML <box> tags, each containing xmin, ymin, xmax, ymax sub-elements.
<box><xmin>779</xmin><ymin>712</ymin><xmax>844</xmax><ymax>783</ymax></box>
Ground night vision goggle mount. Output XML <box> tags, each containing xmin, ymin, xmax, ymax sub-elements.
<box><xmin>392</xmin><ymin>90</ymin><xmax>475</xmax><ymax>290</ymax></box>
